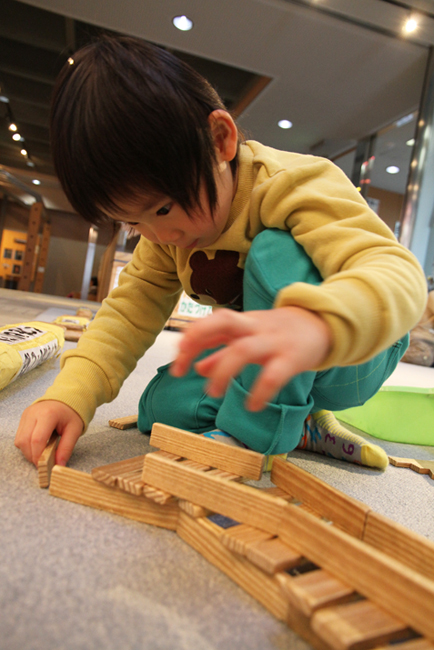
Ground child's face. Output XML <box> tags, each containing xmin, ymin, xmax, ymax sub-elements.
<box><xmin>112</xmin><ymin>162</ymin><xmax>236</xmax><ymax>250</ymax></box>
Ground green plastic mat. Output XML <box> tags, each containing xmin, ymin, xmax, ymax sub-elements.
<box><xmin>337</xmin><ymin>384</ymin><xmax>434</xmax><ymax>446</ymax></box>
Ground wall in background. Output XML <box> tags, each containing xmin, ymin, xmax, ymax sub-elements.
<box><xmin>0</xmin><ymin>198</ymin><xmax>113</xmax><ymax>297</ymax></box>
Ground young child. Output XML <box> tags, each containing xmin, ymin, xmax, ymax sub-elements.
<box><xmin>15</xmin><ymin>35</ymin><xmax>427</xmax><ymax>470</ymax></box>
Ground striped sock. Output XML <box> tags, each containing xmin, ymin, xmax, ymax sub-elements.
<box><xmin>297</xmin><ymin>410</ymin><xmax>388</xmax><ymax>469</ymax></box>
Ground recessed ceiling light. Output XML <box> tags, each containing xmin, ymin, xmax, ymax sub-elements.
<box><xmin>12</xmin><ymin>133</ymin><xmax>21</xmax><ymax>141</ymax></box>
<box><xmin>406</xmin><ymin>138</ymin><xmax>415</xmax><ymax>147</ymax></box>
<box><xmin>403</xmin><ymin>17</ymin><xmax>418</xmax><ymax>33</ymax></box>
<box><xmin>173</xmin><ymin>15</ymin><xmax>193</xmax><ymax>31</ymax></box>
<box><xmin>8</xmin><ymin>123</ymin><xmax>17</xmax><ymax>132</ymax></box>
<box><xmin>278</xmin><ymin>119</ymin><xmax>293</xmax><ymax>129</ymax></box>
<box><xmin>32</xmin><ymin>179</ymin><xmax>41</xmax><ymax>185</ymax></box>
<box><xmin>20</xmin><ymin>149</ymin><xmax>27</xmax><ymax>156</ymax></box>
<box><xmin>386</xmin><ymin>165</ymin><xmax>400</xmax><ymax>174</ymax></box>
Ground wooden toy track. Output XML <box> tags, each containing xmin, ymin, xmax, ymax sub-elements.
<box><xmin>39</xmin><ymin>423</ymin><xmax>434</xmax><ymax>650</ymax></box>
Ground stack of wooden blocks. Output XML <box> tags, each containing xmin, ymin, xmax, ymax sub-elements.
<box><xmin>38</xmin><ymin>423</ymin><xmax>434</xmax><ymax>650</ymax></box>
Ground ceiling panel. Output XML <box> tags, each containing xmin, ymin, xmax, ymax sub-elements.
<box><xmin>0</xmin><ymin>0</ymin><xmax>431</xmax><ymax>211</ymax></box>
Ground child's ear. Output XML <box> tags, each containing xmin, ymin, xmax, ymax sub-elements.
<box><xmin>208</xmin><ymin>110</ymin><xmax>238</xmax><ymax>163</ymax></box>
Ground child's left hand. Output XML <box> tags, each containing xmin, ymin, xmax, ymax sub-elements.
<box><xmin>170</xmin><ymin>306</ymin><xmax>333</xmax><ymax>411</ymax></box>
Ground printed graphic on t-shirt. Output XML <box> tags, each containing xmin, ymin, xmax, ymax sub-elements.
<box><xmin>189</xmin><ymin>250</ymin><xmax>243</xmax><ymax>310</ymax></box>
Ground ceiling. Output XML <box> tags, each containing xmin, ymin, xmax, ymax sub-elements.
<box><xmin>1</xmin><ymin>0</ymin><xmax>434</xmax><ymax>212</ymax></box>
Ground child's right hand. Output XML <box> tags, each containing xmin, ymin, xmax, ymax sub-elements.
<box><xmin>15</xmin><ymin>401</ymin><xmax>84</xmax><ymax>467</ymax></box>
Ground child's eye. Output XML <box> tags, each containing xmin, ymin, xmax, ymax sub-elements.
<box><xmin>121</xmin><ymin>222</ymin><xmax>139</xmax><ymax>237</ymax></box>
<box><xmin>157</xmin><ymin>203</ymin><xmax>172</xmax><ymax>216</ymax></box>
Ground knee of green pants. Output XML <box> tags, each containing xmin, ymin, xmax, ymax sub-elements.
<box><xmin>137</xmin><ymin>360</ymin><xmax>222</xmax><ymax>434</ymax></box>
<box><xmin>216</xmin><ymin>379</ymin><xmax>314</xmax><ymax>455</ymax></box>
<box><xmin>243</xmin><ymin>229</ymin><xmax>322</xmax><ymax>311</ymax></box>
<box><xmin>310</xmin><ymin>333</ymin><xmax>410</xmax><ymax>412</ymax></box>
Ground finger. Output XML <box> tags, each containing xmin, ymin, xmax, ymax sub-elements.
<box><xmin>193</xmin><ymin>347</ymin><xmax>228</xmax><ymax>377</ymax></box>
<box><xmin>30</xmin><ymin>419</ymin><xmax>57</xmax><ymax>466</ymax></box>
<box><xmin>198</xmin><ymin>337</ymin><xmax>272</xmax><ymax>397</ymax></box>
<box><xmin>14</xmin><ymin>416</ymin><xmax>35</xmax><ymax>463</ymax></box>
<box><xmin>246</xmin><ymin>357</ymin><xmax>298</xmax><ymax>411</ymax></box>
<box><xmin>171</xmin><ymin>310</ymin><xmax>251</xmax><ymax>376</ymax></box>
<box><xmin>55</xmin><ymin>425</ymin><xmax>82</xmax><ymax>466</ymax></box>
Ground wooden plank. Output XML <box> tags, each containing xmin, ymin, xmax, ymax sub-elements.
<box><xmin>92</xmin><ymin>454</ymin><xmax>176</xmax><ymax>504</ymax></box>
<box><xmin>142</xmin><ymin>484</ymin><xmax>176</xmax><ymax>505</ymax></box>
<box><xmin>206</xmin><ymin>468</ymin><xmax>243</xmax><ymax>481</ymax></box>
<box><xmin>92</xmin><ymin>455</ymin><xmax>145</xmax><ymax>492</ymax></box>
<box><xmin>389</xmin><ymin>456</ymin><xmax>434</xmax><ymax>479</ymax></box>
<box><xmin>142</xmin><ymin>451</ymin><xmax>288</xmax><ymax>534</ymax></box>
<box><xmin>271</xmin><ymin>458</ymin><xmax>370</xmax><ymax>538</ymax></box>
<box><xmin>278</xmin><ymin>502</ymin><xmax>434</xmax><ymax>641</ymax></box>
<box><xmin>49</xmin><ymin>465</ymin><xmax>179</xmax><ymax>530</ymax></box>
<box><xmin>179</xmin><ymin>458</ymin><xmax>211</xmax><ymax>471</ymax></box>
<box><xmin>177</xmin><ymin>511</ymin><xmax>334</xmax><ymax>650</ymax></box>
<box><xmin>259</xmin><ymin>486</ymin><xmax>295</xmax><ymax>501</ymax></box>
<box><xmin>278</xmin><ymin>568</ymin><xmax>355</xmax><ymax>616</ymax></box>
<box><xmin>117</xmin><ymin>470</ymin><xmax>145</xmax><ymax>497</ymax></box>
<box><xmin>178</xmin><ymin>500</ymin><xmax>211</xmax><ymax>518</ymax></box>
<box><xmin>38</xmin><ymin>431</ymin><xmax>60</xmax><ymax>488</ymax></box>
<box><xmin>108</xmin><ymin>415</ymin><xmax>138</xmax><ymax>430</ymax></box>
<box><xmin>311</xmin><ymin>599</ymin><xmax>410</xmax><ymax>650</ymax></box>
<box><xmin>219</xmin><ymin>524</ymin><xmax>273</xmax><ymax>555</ymax></box>
<box><xmin>150</xmin><ymin>423</ymin><xmax>264</xmax><ymax>480</ymax></box>
<box><xmin>363</xmin><ymin>511</ymin><xmax>434</xmax><ymax>583</ymax></box>
<box><xmin>246</xmin><ymin>537</ymin><xmax>304</xmax><ymax>574</ymax></box>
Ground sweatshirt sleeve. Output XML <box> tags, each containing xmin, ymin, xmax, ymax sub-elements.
<box><xmin>37</xmin><ymin>239</ymin><xmax>181</xmax><ymax>428</ymax></box>
<box><xmin>255</xmin><ymin>153</ymin><xmax>427</xmax><ymax>369</ymax></box>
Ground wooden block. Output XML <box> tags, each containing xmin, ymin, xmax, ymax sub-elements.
<box><xmin>206</xmin><ymin>468</ymin><xmax>243</xmax><ymax>481</ymax></box>
<box><xmin>219</xmin><ymin>523</ymin><xmax>273</xmax><ymax>555</ymax></box>
<box><xmin>271</xmin><ymin>458</ymin><xmax>370</xmax><ymax>538</ymax></box>
<box><xmin>108</xmin><ymin>415</ymin><xmax>138</xmax><ymax>430</ymax></box>
<box><xmin>156</xmin><ymin>450</ymin><xmax>182</xmax><ymax>461</ymax></box>
<box><xmin>64</xmin><ymin>329</ymin><xmax>82</xmax><ymax>342</ymax></box>
<box><xmin>150</xmin><ymin>423</ymin><xmax>264</xmax><ymax>480</ymax></box>
<box><xmin>363</xmin><ymin>510</ymin><xmax>434</xmax><ymax>583</ymax></box>
<box><xmin>246</xmin><ymin>537</ymin><xmax>304</xmax><ymax>574</ymax></box>
<box><xmin>92</xmin><ymin>455</ymin><xmax>145</xmax><ymax>495</ymax></box>
<box><xmin>278</xmin><ymin>502</ymin><xmax>434</xmax><ymax>641</ymax></box>
<box><xmin>49</xmin><ymin>465</ymin><xmax>179</xmax><ymax>530</ymax></box>
<box><xmin>177</xmin><ymin>512</ymin><xmax>288</xmax><ymax>622</ymax></box>
<box><xmin>177</xmin><ymin>511</ymin><xmax>334</xmax><ymax>650</ymax></box>
<box><xmin>143</xmin><ymin>451</ymin><xmax>288</xmax><ymax>535</ymax></box>
<box><xmin>92</xmin><ymin>455</ymin><xmax>175</xmax><ymax>503</ymax></box>
<box><xmin>142</xmin><ymin>485</ymin><xmax>176</xmax><ymax>505</ymax></box>
<box><xmin>179</xmin><ymin>458</ymin><xmax>212</xmax><ymax>471</ymax></box>
<box><xmin>117</xmin><ymin>470</ymin><xmax>145</xmax><ymax>497</ymax></box>
<box><xmin>311</xmin><ymin>599</ymin><xmax>410</xmax><ymax>650</ymax></box>
<box><xmin>38</xmin><ymin>432</ymin><xmax>60</xmax><ymax>488</ymax></box>
<box><xmin>259</xmin><ymin>486</ymin><xmax>295</xmax><ymax>501</ymax></box>
<box><xmin>178</xmin><ymin>500</ymin><xmax>211</xmax><ymax>518</ymax></box>
<box><xmin>389</xmin><ymin>456</ymin><xmax>434</xmax><ymax>479</ymax></box>
<box><xmin>278</xmin><ymin>568</ymin><xmax>355</xmax><ymax>616</ymax></box>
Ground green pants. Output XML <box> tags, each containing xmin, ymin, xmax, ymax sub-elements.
<box><xmin>138</xmin><ymin>229</ymin><xmax>408</xmax><ymax>455</ymax></box>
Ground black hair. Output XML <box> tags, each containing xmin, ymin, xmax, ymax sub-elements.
<box><xmin>50</xmin><ymin>35</ymin><xmax>241</xmax><ymax>225</ymax></box>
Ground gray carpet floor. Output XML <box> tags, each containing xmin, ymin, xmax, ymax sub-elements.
<box><xmin>1</xmin><ymin>288</ymin><xmax>433</xmax><ymax>650</ymax></box>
